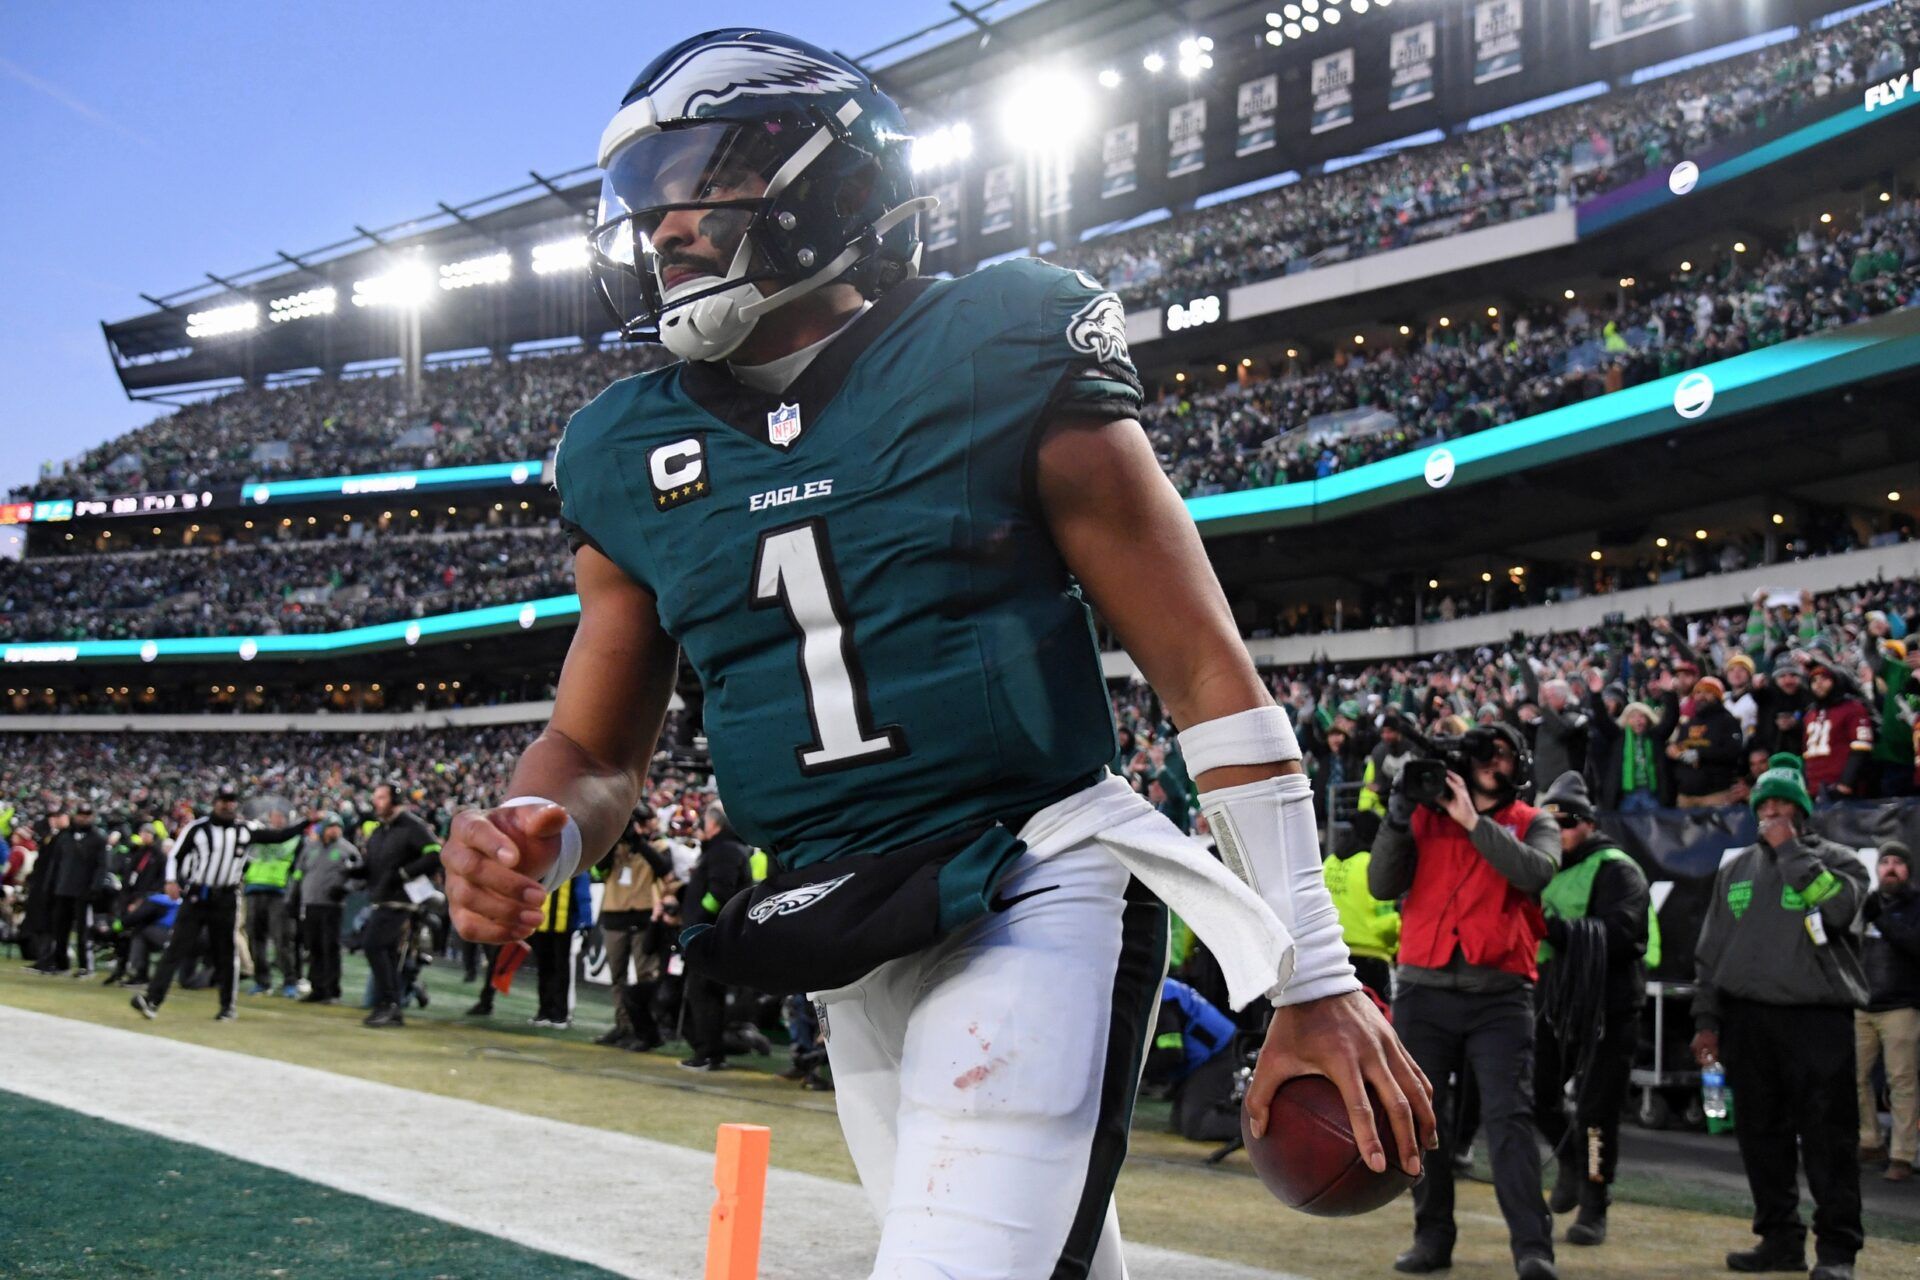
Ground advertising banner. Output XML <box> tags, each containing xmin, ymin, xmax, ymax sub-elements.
<box><xmin>1589</xmin><ymin>0</ymin><xmax>1693</xmax><ymax>48</ymax></box>
<box><xmin>1102</xmin><ymin>122</ymin><xmax>1140</xmax><ymax>199</ymax></box>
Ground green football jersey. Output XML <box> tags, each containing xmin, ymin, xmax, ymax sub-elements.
<box><xmin>558</xmin><ymin>258</ymin><xmax>1143</xmax><ymax>869</ymax></box>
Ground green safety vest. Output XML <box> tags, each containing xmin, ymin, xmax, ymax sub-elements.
<box><xmin>242</xmin><ymin>837</ymin><xmax>300</xmax><ymax>891</ymax></box>
<box><xmin>1322</xmin><ymin>851</ymin><xmax>1400</xmax><ymax>962</ymax></box>
<box><xmin>0</xmin><ymin>802</ymin><xmax>13</xmax><ymax>839</ymax></box>
<box><xmin>1538</xmin><ymin>845</ymin><xmax>1661</xmax><ymax>968</ymax></box>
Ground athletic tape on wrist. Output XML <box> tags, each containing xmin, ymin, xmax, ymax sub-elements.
<box><xmin>1177</xmin><ymin>705</ymin><xmax>1302</xmax><ymax>777</ymax></box>
<box><xmin>498</xmin><ymin>795</ymin><xmax>583</xmax><ymax>892</ymax></box>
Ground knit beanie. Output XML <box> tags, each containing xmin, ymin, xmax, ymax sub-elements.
<box><xmin>1750</xmin><ymin>758</ymin><xmax>1813</xmax><ymax>817</ymax></box>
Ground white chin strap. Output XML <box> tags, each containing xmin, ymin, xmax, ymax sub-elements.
<box><xmin>657</xmin><ymin>195</ymin><xmax>937</xmax><ymax>364</ymax></box>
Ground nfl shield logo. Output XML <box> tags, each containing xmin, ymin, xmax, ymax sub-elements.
<box><xmin>767</xmin><ymin>402</ymin><xmax>803</xmax><ymax>448</ymax></box>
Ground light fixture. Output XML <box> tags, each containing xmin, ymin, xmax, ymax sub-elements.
<box><xmin>1438</xmin><ymin>316</ymin><xmax>1450</xmax><ymax>327</ymax></box>
<box><xmin>1564</xmin><ymin>289</ymin><xmax>1575</xmax><ymax>300</ymax></box>
<box><xmin>1142</xmin><ymin>51</ymin><xmax>1166</xmax><ymax>73</ymax></box>
<box><xmin>1772</xmin><ymin>513</ymin><xmax>1784</xmax><ymax>524</ymax></box>
<box><xmin>1619</xmin><ymin>276</ymin><xmax>1635</xmax><ymax>287</ymax></box>
<box><xmin>1216</xmin><ymin>362</ymin><xmax>1228</xmax><ymax>372</ymax></box>
<box><xmin>1679</xmin><ymin>260</ymin><xmax>1692</xmax><ymax>272</ymax></box>
<box><xmin>530</xmin><ymin>237</ymin><xmax>588</xmax><ymax>275</ymax></box>
<box><xmin>1352</xmin><ymin>0</ymin><xmax>1368</xmax><ymax>11</ymax></box>
<box><xmin>1656</xmin><ymin>536</ymin><xmax>1669</xmax><ymax>548</ymax></box>
<box><xmin>1098</xmin><ymin>68</ymin><xmax>1122</xmax><ymax>89</ymax></box>
<box><xmin>1266</xmin><ymin>10</ymin><xmax>1283</xmax><ymax>23</ymax></box>
<box><xmin>1266</xmin><ymin>30</ymin><xmax>1283</xmax><ymax>44</ymax></box>
<box><xmin>1302</xmin><ymin>15</ymin><xmax>1319</xmax><ymax>30</ymax></box>
<box><xmin>1881</xmin><ymin>191</ymin><xmax>1893</xmax><ymax>203</ymax></box>
<box><xmin>1733</xmin><ymin>241</ymin><xmax>1746</xmax><ymax>253</ymax></box>
<box><xmin>1427</xmin><ymin>579</ymin><xmax>1438</xmax><ymax>589</ymax></box>
<box><xmin>1694</xmin><ymin>528</ymin><xmax>1708</xmax><ymax>540</ymax></box>
<box><xmin>1891</xmin><ymin>491</ymin><xmax>1903</xmax><ymax>502</ymax></box>
<box><xmin>1240</xmin><ymin>357</ymin><xmax>1252</xmax><ymax>367</ymax></box>
<box><xmin>1175</xmin><ymin>371</ymin><xmax>1186</xmax><ymax>382</ymax></box>
<box><xmin>1480</xmin><ymin>571</ymin><xmax>1492</xmax><ymax>582</ymax></box>
<box><xmin>1003</xmin><ymin>77</ymin><xmax>1090</xmax><ymax>149</ymax></box>
<box><xmin>1353</xmin><ymin>333</ymin><xmax>1364</xmax><ymax>344</ymax></box>
<box><xmin>1589</xmin><ymin>550</ymin><xmax>1603</xmax><ymax>561</ymax></box>
<box><xmin>1284</xmin><ymin>3</ymin><xmax>1300</xmax><ymax>16</ymax></box>
<box><xmin>1486</xmin><ymin>306</ymin><xmax>1498</xmax><ymax>317</ymax></box>
<box><xmin>351</xmin><ymin>260</ymin><xmax>434</xmax><ymax>309</ymax></box>
<box><xmin>1325</xmin><ymin>8</ymin><xmax>1340</xmax><ymax>22</ymax></box>
<box><xmin>911</xmin><ymin>121</ymin><xmax>975</xmax><ymax>171</ymax></box>
<box><xmin>1819</xmin><ymin>212</ymin><xmax>1832</xmax><ymax>224</ymax></box>
<box><xmin>1286</xmin><ymin>348</ymin><xmax>1298</xmax><ymax>358</ymax></box>
<box><xmin>438</xmin><ymin>252</ymin><xmax>511</xmax><ymax>290</ymax></box>
<box><xmin>269</xmin><ymin>286</ymin><xmax>337</xmax><ymax>322</ymax></box>
<box><xmin>185</xmin><ymin>301</ymin><xmax>259</xmax><ymax>338</ymax></box>
<box><xmin>1398</xmin><ymin>324</ymin><xmax>1411</xmax><ymax>335</ymax></box>
<box><xmin>1284</xmin><ymin>21</ymin><xmax>1302</xmax><ymax>37</ymax></box>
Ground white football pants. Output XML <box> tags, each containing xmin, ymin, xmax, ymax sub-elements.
<box><xmin>819</xmin><ymin>786</ymin><xmax>1171</xmax><ymax>1280</ymax></box>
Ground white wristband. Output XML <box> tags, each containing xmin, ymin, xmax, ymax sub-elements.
<box><xmin>499</xmin><ymin>795</ymin><xmax>583</xmax><ymax>893</ymax></box>
<box><xmin>1177</xmin><ymin>705</ymin><xmax>1302</xmax><ymax>776</ymax></box>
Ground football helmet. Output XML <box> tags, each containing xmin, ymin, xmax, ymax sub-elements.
<box><xmin>589</xmin><ymin>29</ymin><xmax>933</xmax><ymax>361</ymax></box>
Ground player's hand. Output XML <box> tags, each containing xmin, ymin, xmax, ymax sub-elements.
<box><xmin>442</xmin><ymin>805</ymin><xmax>566</xmax><ymax>945</ymax></box>
<box><xmin>1247</xmin><ymin>990</ymin><xmax>1435</xmax><ymax>1178</ymax></box>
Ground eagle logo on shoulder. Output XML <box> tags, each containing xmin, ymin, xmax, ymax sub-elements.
<box><xmin>748</xmin><ymin>872</ymin><xmax>855</xmax><ymax>924</ymax></box>
<box><xmin>1065</xmin><ymin>292</ymin><xmax>1131</xmax><ymax>368</ymax></box>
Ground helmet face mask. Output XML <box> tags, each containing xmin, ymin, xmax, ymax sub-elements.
<box><xmin>588</xmin><ymin>30</ymin><xmax>930</xmax><ymax>362</ymax></box>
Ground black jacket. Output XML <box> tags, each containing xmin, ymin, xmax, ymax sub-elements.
<box><xmin>1862</xmin><ymin>885</ymin><xmax>1920</xmax><ymax>1012</ymax></box>
<box><xmin>357</xmin><ymin>810</ymin><xmax>442</xmax><ymax>905</ymax></box>
<box><xmin>48</xmin><ymin>827</ymin><xmax>111</xmax><ymax>900</ymax></box>
<box><xmin>1542</xmin><ymin>834</ymin><xmax>1651</xmax><ymax>1010</ymax></box>
<box><xmin>1585</xmin><ymin>688</ymin><xmax>1672</xmax><ymax>809</ymax></box>
<box><xmin>1517</xmin><ymin>666</ymin><xmax>1590</xmax><ymax>789</ymax></box>
<box><xmin>1751</xmin><ymin>682</ymin><xmax>1812</xmax><ymax>756</ymax></box>
<box><xmin>682</xmin><ymin>830</ymin><xmax>752</xmax><ymax>929</ymax></box>
<box><xmin>1668</xmin><ymin>701</ymin><xmax>1745</xmax><ymax>797</ymax></box>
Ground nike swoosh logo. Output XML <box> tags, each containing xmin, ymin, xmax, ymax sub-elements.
<box><xmin>989</xmin><ymin>884</ymin><xmax>1059</xmax><ymax>913</ymax></box>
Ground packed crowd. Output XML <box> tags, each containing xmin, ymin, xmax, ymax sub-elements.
<box><xmin>13</xmin><ymin>346</ymin><xmax>672</xmax><ymax>503</ymax></box>
<box><xmin>1149</xmin><ymin>194</ymin><xmax>1920</xmax><ymax>498</ymax></box>
<box><xmin>1113</xmin><ymin>574</ymin><xmax>1920</xmax><ymax>818</ymax></box>
<box><xmin>14</xmin><ymin>3</ymin><xmax>1913</xmax><ymax>513</ymax></box>
<box><xmin>1058</xmin><ymin>1</ymin><xmax>1917</xmax><ymax>309</ymax></box>
<box><xmin>0</xmin><ymin>526</ymin><xmax>571</xmax><ymax>642</ymax></box>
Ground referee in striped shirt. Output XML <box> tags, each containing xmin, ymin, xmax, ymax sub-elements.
<box><xmin>132</xmin><ymin>786</ymin><xmax>310</xmax><ymax>1022</ymax></box>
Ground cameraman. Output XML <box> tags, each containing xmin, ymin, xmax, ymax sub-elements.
<box><xmin>1370</xmin><ymin>723</ymin><xmax>1559</xmax><ymax>1280</ymax></box>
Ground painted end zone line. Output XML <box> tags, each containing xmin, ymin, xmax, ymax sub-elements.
<box><xmin>0</xmin><ymin>1005</ymin><xmax>1303</xmax><ymax>1280</ymax></box>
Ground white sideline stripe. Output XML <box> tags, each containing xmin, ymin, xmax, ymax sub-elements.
<box><xmin>0</xmin><ymin>1006</ymin><xmax>1303</xmax><ymax>1280</ymax></box>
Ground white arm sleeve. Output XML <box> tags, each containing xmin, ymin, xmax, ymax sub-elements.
<box><xmin>1180</xmin><ymin>708</ymin><xmax>1360</xmax><ymax>1007</ymax></box>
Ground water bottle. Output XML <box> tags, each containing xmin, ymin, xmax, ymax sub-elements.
<box><xmin>1701</xmin><ymin>1059</ymin><xmax>1728</xmax><ymax>1121</ymax></box>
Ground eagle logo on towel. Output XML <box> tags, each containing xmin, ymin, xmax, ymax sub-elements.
<box><xmin>748</xmin><ymin>873</ymin><xmax>856</xmax><ymax>924</ymax></box>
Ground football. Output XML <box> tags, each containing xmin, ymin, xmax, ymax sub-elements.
<box><xmin>1240</xmin><ymin>1075</ymin><xmax>1419</xmax><ymax>1217</ymax></box>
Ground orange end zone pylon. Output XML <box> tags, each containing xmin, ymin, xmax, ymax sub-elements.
<box><xmin>705</xmin><ymin>1123</ymin><xmax>771</xmax><ymax>1280</ymax></box>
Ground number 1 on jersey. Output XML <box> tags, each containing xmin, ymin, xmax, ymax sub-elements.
<box><xmin>751</xmin><ymin>519</ymin><xmax>908</xmax><ymax>775</ymax></box>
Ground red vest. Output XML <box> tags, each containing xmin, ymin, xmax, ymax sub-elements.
<box><xmin>1399</xmin><ymin>801</ymin><xmax>1548</xmax><ymax>981</ymax></box>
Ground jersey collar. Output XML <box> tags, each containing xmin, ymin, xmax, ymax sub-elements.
<box><xmin>677</xmin><ymin>277</ymin><xmax>934</xmax><ymax>447</ymax></box>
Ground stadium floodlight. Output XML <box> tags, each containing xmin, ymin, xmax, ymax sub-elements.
<box><xmin>1303</xmin><ymin>0</ymin><xmax>1318</xmax><ymax>10</ymax></box>
<box><xmin>1176</xmin><ymin>36</ymin><xmax>1214</xmax><ymax>78</ymax></box>
<box><xmin>1098</xmin><ymin>68</ymin><xmax>1122</xmax><ymax>89</ymax></box>
<box><xmin>269</xmin><ymin>286</ymin><xmax>337</xmax><ymax>323</ymax></box>
<box><xmin>1285</xmin><ymin>3</ymin><xmax>1300</xmax><ymax>17</ymax></box>
<box><xmin>1266</xmin><ymin>30</ymin><xmax>1283</xmax><ymax>45</ymax></box>
<box><xmin>1142</xmin><ymin>51</ymin><xmax>1166</xmax><ymax>73</ymax></box>
<box><xmin>184</xmin><ymin>301</ymin><xmax>259</xmax><ymax>338</ymax></box>
<box><xmin>1325</xmin><ymin>8</ymin><xmax>1340</xmax><ymax>22</ymax></box>
<box><xmin>1302</xmin><ymin>16</ymin><xmax>1320</xmax><ymax>32</ymax></box>
<box><xmin>910</xmin><ymin>121</ymin><xmax>974</xmax><ymax>172</ymax></box>
<box><xmin>1352</xmin><ymin>0</ymin><xmax>1368</xmax><ymax>10</ymax></box>
<box><xmin>1266</xmin><ymin>10</ymin><xmax>1282</xmax><ymax>24</ymax></box>
<box><xmin>438</xmin><ymin>251</ymin><xmax>511</xmax><ymax>290</ymax></box>
<box><xmin>352</xmin><ymin>261</ymin><xmax>434</xmax><ymax>309</ymax></box>
<box><xmin>1285</xmin><ymin>22</ymin><xmax>1302</xmax><ymax>37</ymax></box>
<box><xmin>1003</xmin><ymin>76</ymin><xmax>1090</xmax><ymax>151</ymax></box>
<box><xmin>531</xmin><ymin>236</ymin><xmax>589</xmax><ymax>275</ymax></box>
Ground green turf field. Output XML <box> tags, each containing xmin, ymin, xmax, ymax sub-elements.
<box><xmin>0</xmin><ymin>1089</ymin><xmax>624</xmax><ymax>1280</ymax></box>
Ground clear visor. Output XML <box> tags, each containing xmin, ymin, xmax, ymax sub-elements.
<box><xmin>591</xmin><ymin>121</ymin><xmax>787</xmax><ymax>266</ymax></box>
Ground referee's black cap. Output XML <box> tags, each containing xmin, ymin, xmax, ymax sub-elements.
<box><xmin>215</xmin><ymin>785</ymin><xmax>241</xmax><ymax>802</ymax></box>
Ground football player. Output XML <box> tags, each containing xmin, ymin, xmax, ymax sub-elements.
<box><xmin>443</xmin><ymin>29</ymin><xmax>1434</xmax><ymax>1278</ymax></box>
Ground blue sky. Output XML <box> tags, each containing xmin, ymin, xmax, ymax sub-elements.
<box><xmin>0</xmin><ymin>2</ymin><xmax>978</xmax><ymax>495</ymax></box>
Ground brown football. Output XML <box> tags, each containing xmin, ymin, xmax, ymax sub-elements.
<box><xmin>484</xmin><ymin>803</ymin><xmax>564</xmax><ymax>884</ymax></box>
<box><xmin>1240</xmin><ymin>1074</ymin><xmax>1418</xmax><ymax>1217</ymax></box>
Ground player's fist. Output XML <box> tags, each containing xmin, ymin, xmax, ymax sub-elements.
<box><xmin>442</xmin><ymin>804</ymin><xmax>569</xmax><ymax>946</ymax></box>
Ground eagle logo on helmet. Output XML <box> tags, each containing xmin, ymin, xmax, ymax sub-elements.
<box><xmin>748</xmin><ymin>873</ymin><xmax>856</xmax><ymax>924</ymax></box>
<box><xmin>1065</xmin><ymin>292</ymin><xmax>1132</xmax><ymax>368</ymax></box>
<box><xmin>648</xmin><ymin>38</ymin><xmax>867</xmax><ymax>118</ymax></box>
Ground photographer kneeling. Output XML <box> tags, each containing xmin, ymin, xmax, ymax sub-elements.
<box><xmin>1370</xmin><ymin>722</ymin><xmax>1559</xmax><ymax>1280</ymax></box>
